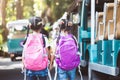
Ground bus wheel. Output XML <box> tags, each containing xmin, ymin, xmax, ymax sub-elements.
<box><xmin>91</xmin><ymin>70</ymin><xmax>109</xmax><ymax>80</ymax></box>
<box><xmin>11</xmin><ymin>57</ymin><xmax>16</xmax><ymax>61</ymax></box>
<box><xmin>117</xmin><ymin>53</ymin><xmax>120</xmax><ymax>79</ymax></box>
<box><xmin>117</xmin><ymin>52</ymin><xmax>120</xmax><ymax>68</ymax></box>
<box><xmin>10</xmin><ymin>53</ymin><xmax>16</xmax><ymax>61</ymax></box>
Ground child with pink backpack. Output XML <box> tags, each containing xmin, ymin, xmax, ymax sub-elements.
<box><xmin>22</xmin><ymin>16</ymin><xmax>52</xmax><ymax>80</ymax></box>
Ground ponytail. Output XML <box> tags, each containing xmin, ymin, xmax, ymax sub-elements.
<box><xmin>64</xmin><ymin>21</ymin><xmax>73</xmax><ymax>33</ymax></box>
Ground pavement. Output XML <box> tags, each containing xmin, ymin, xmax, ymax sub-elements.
<box><xmin>0</xmin><ymin>57</ymin><xmax>88</xmax><ymax>80</ymax></box>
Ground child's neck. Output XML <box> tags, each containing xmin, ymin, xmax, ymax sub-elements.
<box><xmin>33</xmin><ymin>31</ymin><xmax>40</xmax><ymax>34</ymax></box>
<box><xmin>61</xmin><ymin>30</ymin><xmax>69</xmax><ymax>36</ymax></box>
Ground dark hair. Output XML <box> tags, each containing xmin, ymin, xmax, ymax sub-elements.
<box><xmin>59</xmin><ymin>19</ymin><xmax>73</xmax><ymax>33</ymax></box>
<box><xmin>29</xmin><ymin>16</ymin><xmax>43</xmax><ymax>31</ymax></box>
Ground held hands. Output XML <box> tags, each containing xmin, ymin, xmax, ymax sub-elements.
<box><xmin>47</xmin><ymin>46</ymin><xmax>55</xmax><ymax>70</ymax></box>
<box><xmin>49</xmin><ymin>53</ymin><xmax>55</xmax><ymax>70</ymax></box>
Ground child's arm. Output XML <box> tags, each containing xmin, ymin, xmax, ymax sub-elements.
<box><xmin>44</xmin><ymin>36</ymin><xmax>55</xmax><ymax>70</ymax></box>
<box><xmin>47</xmin><ymin>46</ymin><xmax>55</xmax><ymax>70</ymax></box>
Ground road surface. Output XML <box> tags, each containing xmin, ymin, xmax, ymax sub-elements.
<box><xmin>0</xmin><ymin>57</ymin><xmax>88</xmax><ymax>80</ymax></box>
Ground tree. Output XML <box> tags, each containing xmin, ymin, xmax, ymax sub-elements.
<box><xmin>1</xmin><ymin>0</ymin><xmax>7</xmax><ymax>27</ymax></box>
<box><xmin>23</xmin><ymin>0</ymin><xmax>34</xmax><ymax>18</ymax></box>
<box><xmin>16</xmin><ymin>0</ymin><xmax>23</xmax><ymax>19</ymax></box>
<box><xmin>1</xmin><ymin>0</ymin><xmax>8</xmax><ymax>42</ymax></box>
<box><xmin>44</xmin><ymin>0</ymin><xmax>73</xmax><ymax>21</ymax></box>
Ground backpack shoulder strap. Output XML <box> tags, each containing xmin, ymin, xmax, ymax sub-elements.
<box><xmin>71</xmin><ymin>35</ymin><xmax>79</xmax><ymax>50</ymax></box>
<box><xmin>71</xmin><ymin>35</ymin><xmax>77</xmax><ymax>45</ymax></box>
<box><xmin>56</xmin><ymin>35</ymin><xmax>60</xmax><ymax>45</ymax></box>
<box><xmin>23</xmin><ymin>25</ymin><xmax>29</xmax><ymax>45</ymax></box>
<box><xmin>35</xmin><ymin>33</ymin><xmax>46</xmax><ymax>48</ymax></box>
<box><xmin>42</xmin><ymin>34</ymin><xmax>46</xmax><ymax>48</ymax></box>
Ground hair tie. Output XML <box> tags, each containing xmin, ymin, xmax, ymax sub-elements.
<box><xmin>60</xmin><ymin>21</ymin><xmax>64</xmax><ymax>25</ymax></box>
<box><xmin>37</xmin><ymin>21</ymin><xmax>43</xmax><ymax>26</ymax></box>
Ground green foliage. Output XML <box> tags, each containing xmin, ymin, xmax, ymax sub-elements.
<box><xmin>23</xmin><ymin>6</ymin><xmax>33</xmax><ymax>18</ymax></box>
<box><xmin>40</xmin><ymin>0</ymin><xmax>73</xmax><ymax>21</ymax></box>
<box><xmin>46</xmin><ymin>0</ymin><xmax>73</xmax><ymax>21</ymax></box>
<box><xmin>0</xmin><ymin>34</ymin><xmax>3</xmax><ymax>45</ymax></box>
<box><xmin>1</xmin><ymin>0</ymin><xmax>74</xmax><ymax>44</ymax></box>
<box><xmin>6</xmin><ymin>0</ymin><xmax>16</xmax><ymax>21</ymax></box>
<box><xmin>23</xmin><ymin>0</ymin><xmax>34</xmax><ymax>18</ymax></box>
<box><xmin>6</xmin><ymin>0</ymin><xmax>34</xmax><ymax>22</ymax></box>
<box><xmin>44</xmin><ymin>0</ymin><xmax>51</xmax><ymax>7</ymax></box>
<box><xmin>0</xmin><ymin>18</ymin><xmax>1</xmax><ymax>25</ymax></box>
<box><xmin>5</xmin><ymin>0</ymin><xmax>73</xmax><ymax>24</ymax></box>
<box><xmin>34</xmin><ymin>0</ymin><xmax>47</xmax><ymax>16</ymax></box>
<box><xmin>0</xmin><ymin>27</ymin><xmax>4</xmax><ymax>45</ymax></box>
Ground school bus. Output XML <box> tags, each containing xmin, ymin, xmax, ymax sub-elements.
<box><xmin>77</xmin><ymin>0</ymin><xmax>120</xmax><ymax>80</ymax></box>
<box><xmin>67</xmin><ymin>0</ymin><xmax>120</xmax><ymax>79</ymax></box>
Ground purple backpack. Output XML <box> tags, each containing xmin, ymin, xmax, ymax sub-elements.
<box><xmin>56</xmin><ymin>34</ymin><xmax>80</xmax><ymax>70</ymax></box>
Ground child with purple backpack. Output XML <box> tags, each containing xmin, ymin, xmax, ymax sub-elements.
<box><xmin>53</xmin><ymin>19</ymin><xmax>81</xmax><ymax>80</ymax></box>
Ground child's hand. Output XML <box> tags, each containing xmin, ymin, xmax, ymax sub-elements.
<box><xmin>49</xmin><ymin>63</ymin><xmax>53</xmax><ymax>71</ymax></box>
<box><xmin>21</xmin><ymin>62</ymin><xmax>25</xmax><ymax>73</ymax></box>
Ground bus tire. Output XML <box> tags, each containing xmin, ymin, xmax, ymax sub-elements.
<box><xmin>11</xmin><ymin>57</ymin><xmax>16</xmax><ymax>61</ymax></box>
<box><xmin>91</xmin><ymin>70</ymin><xmax>109</xmax><ymax>80</ymax></box>
<box><xmin>10</xmin><ymin>53</ymin><xmax>16</xmax><ymax>61</ymax></box>
<box><xmin>117</xmin><ymin>52</ymin><xmax>120</xmax><ymax>68</ymax></box>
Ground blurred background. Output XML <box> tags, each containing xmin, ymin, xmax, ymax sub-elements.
<box><xmin>0</xmin><ymin>1</ymin><xmax>85</xmax><ymax>80</ymax></box>
<box><xmin>0</xmin><ymin>0</ymin><xmax>80</xmax><ymax>58</ymax></box>
<box><xmin>0</xmin><ymin>0</ymin><xmax>73</xmax><ymax>43</ymax></box>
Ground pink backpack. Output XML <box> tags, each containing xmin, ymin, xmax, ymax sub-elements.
<box><xmin>23</xmin><ymin>33</ymin><xmax>48</xmax><ymax>70</ymax></box>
